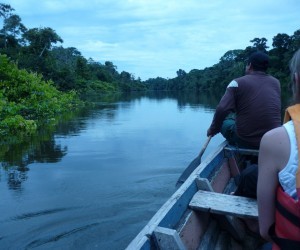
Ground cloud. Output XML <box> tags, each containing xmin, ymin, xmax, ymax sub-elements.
<box><xmin>5</xmin><ymin>0</ymin><xmax>300</xmax><ymax>80</ymax></box>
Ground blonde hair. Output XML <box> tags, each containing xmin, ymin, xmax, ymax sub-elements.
<box><xmin>290</xmin><ymin>48</ymin><xmax>300</xmax><ymax>79</ymax></box>
<box><xmin>290</xmin><ymin>49</ymin><xmax>300</xmax><ymax>103</ymax></box>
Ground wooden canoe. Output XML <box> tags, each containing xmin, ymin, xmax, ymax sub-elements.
<box><xmin>126</xmin><ymin>141</ymin><xmax>267</xmax><ymax>250</ymax></box>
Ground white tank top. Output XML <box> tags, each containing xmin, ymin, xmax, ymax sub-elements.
<box><xmin>279</xmin><ymin>121</ymin><xmax>297</xmax><ymax>199</ymax></box>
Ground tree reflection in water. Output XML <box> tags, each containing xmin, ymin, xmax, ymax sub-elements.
<box><xmin>0</xmin><ymin>90</ymin><xmax>237</xmax><ymax>191</ymax></box>
<box><xmin>1</xmin><ymin>138</ymin><xmax>68</xmax><ymax>190</ymax></box>
<box><xmin>7</xmin><ymin>168</ymin><xmax>28</xmax><ymax>190</ymax></box>
<box><xmin>0</xmin><ymin>97</ymin><xmax>119</xmax><ymax>190</ymax></box>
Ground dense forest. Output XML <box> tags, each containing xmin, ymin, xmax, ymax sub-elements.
<box><xmin>0</xmin><ymin>3</ymin><xmax>146</xmax><ymax>94</ymax></box>
<box><xmin>1</xmin><ymin>3</ymin><xmax>300</xmax><ymax>95</ymax></box>
<box><xmin>1</xmin><ymin>2</ymin><xmax>300</xmax><ymax>139</ymax></box>
<box><xmin>145</xmin><ymin>33</ymin><xmax>300</xmax><ymax>93</ymax></box>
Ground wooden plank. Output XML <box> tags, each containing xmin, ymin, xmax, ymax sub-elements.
<box><xmin>195</xmin><ymin>177</ymin><xmax>246</xmax><ymax>241</ymax></box>
<box><xmin>210</xmin><ymin>159</ymin><xmax>231</xmax><ymax>193</ymax></box>
<box><xmin>227</xmin><ymin>156</ymin><xmax>240</xmax><ymax>177</ymax></box>
<box><xmin>189</xmin><ymin>190</ymin><xmax>258</xmax><ymax>219</ymax></box>
<box><xmin>154</xmin><ymin>226</ymin><xmax>186</xmax><ymax>250</ymax></box>
<box><xmin>224</xmin><ymin>146</ymin><xmax>259</xmax><ymax>156</ymax></box>
<box><xmin>177</xmin><ymin>210</ymin><xmax>210</xmax><ymax>250</ymax></box>
<box><xmin>126</xmin><ymin>235</ymin><xmax>150</xmax><ymax>250</ymax></box>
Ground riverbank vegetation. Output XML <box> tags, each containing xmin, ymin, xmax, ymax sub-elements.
<box><xmin>145</xmin><ymin>32</ymin><xmax>300</xmax><ymax>93</ymax></box>
<box><xmin>0</xmin><ymin>54</ymin><xmax>83</xmax><ymax>142</ymax></box>
<box><xmin>0</xmin><ymin>3</ymin><xmax>299</xmax><ymax>141</ymax></box>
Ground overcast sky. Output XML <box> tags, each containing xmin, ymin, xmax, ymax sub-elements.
<box><xmin>4</xmin><ymin>0</ymin><xmax>300</xmax><ymax>80</ymax></box>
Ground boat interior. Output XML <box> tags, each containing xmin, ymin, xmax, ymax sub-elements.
<box><xmin>127</xmin><ymin>143</ymin><xmax>267</xmax><ymax>250</ymax></box>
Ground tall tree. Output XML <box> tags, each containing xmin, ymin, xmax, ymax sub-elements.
<box><xmin>104</xmin><ymin>61</ymin><xmax>118</xmax><ymax>80</ymax></box>
<box><xmin>272</xmin><ymin>33</ymin><xmax>291</xmax><ymax>51</ymax></box>
<box><xmin>1</xmin><ymin>14</ymin><xmax>27</xmax><ymax>48</ymax></box>
<box><xmin>0</xmin><ymin>3</ymin><xmax>15</xmax><ymax>48</ymax></box>
<box><xmin>176</xmin><ymin>69</ymin><xmax>186</xmax><ymax>77</ymax></box>
<box><xmin>23</xmin><ymin>27</ymin><xmax>63</xmax><ymax>57</ymax></box>
<box><xmin>0</xmin><ymin>3</ymin><xmax>14</xmax><ymax>18</ymax></box>
<box><xmin>269</xmin><ymin>33</ymin><xmax>291</xmax><ymax>73</ymax></box>
<box><xmin>219</xmin><ymin>49</ymin><xmax>243</xmax><ymax>62</ymax></box>
<box><xmin>250</xmin><ymin>37</ymin><xmax>269</xmax><ymax>52</ymax></box>
<box><xmin>290</xmin><ymin>29</ymin><xmax>300</xmax><ymax>53</ymax></box>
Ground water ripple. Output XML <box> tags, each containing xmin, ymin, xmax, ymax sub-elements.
<box><xmin>10</xmin><ymin>207</ymin><xmax>78</xmax><ymax>221</ymax></box>
<box><xmin>25</xmin><ymin>223</ymin><xmax>99</xmax><ymax>249</ymax></box>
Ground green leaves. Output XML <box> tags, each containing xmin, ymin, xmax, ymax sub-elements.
<box><xmin>0</xmin><ymin>54</ymin><xmax>82</xmax><ymax>140</ymax></box>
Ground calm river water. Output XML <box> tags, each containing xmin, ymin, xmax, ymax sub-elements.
<box><xmin>0</xmin><ymin>91</ymin><xmax>226</xmax><ymax>249</ymax></box>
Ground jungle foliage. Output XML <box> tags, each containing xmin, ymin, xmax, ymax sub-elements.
<box><xmin>145</xmin><ymin>32</ymin><xmax>300</xmax><ymax>93</ymax></box>
<box><xmin>0</xmin><ymin>3</ymin><xmax>299</xmax><ymax>140</ymax></box>
<box><xmin>1</xmin><ymin>3</ymin><xmax>299</xmax><ymax>97</ymax></box>
<box><xmin>1</xmin><ymin>3</ymin><xmax>299</xmax><ymax>95</ymax></box>
<box><xmin>0</xmin><ymin>53</ymin><xmax>83</xmax><ymax>141</ymax></box>
<box><xmin>0</xmin><ymin>3</ymin><xmax>146</xmax><ymax>95</ymax></box>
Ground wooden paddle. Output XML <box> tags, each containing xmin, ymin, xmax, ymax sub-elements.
<box><xmin>176</xmin><ymin>135</ymin><xmax>212</xmax><ymax>187</ymax></box>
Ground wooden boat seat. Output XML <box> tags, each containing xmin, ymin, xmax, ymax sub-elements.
<box><xmin>189</xmin><ymin>190</ymin><xmax>258</xmax><ymax>219</ymax></box>
<box><xmin>194</xmin><ymin>177</ymin><xmax>258</xmax><ymax>244</ymax></box>
<box><xmin>224</xmin><ymin>146</ymin><xmax>259</xmax><ymax>156</ymax></box>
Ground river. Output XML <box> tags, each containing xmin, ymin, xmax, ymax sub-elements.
<box><xmin>0</xmin><ymin>91</ymin><xmax>228</xmax><ymax>249</ymax></box>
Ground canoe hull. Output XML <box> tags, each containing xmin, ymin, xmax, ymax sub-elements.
<box><xmin>126</xmin><ymin>141</ymin><xmax>262</xmax><ymax>250</ymax></box>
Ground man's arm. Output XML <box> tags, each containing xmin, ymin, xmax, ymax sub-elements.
<box><xmin>207</xmin><ymin>82</ymin><xmax>237</xmax><ymax>136</ymax></box>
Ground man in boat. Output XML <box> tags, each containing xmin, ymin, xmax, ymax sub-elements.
<box><xmin>207</xmin><ymin>51</ymin><xmax>281</xmax><ymax>149</ymax></box>
<box><xmin>257</xmin><ymin>48</ymin><xmax>300</xmax><ymax>249</ymax></box>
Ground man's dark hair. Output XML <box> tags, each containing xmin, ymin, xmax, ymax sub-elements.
<box><xmin>248</xmin><ymin>51</ymin><xmax>269</xmax><ymax>72</ymax></box>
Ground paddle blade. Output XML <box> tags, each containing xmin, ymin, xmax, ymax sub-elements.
<box><xmin>176</xmin><ymin>156</ymin><xmax>201</xmax><ymax>187</ymax></box>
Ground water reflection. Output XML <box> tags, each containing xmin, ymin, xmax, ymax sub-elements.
<box><xmin>0</xmin><ymin>90</ymin><xmax>289</xmax><ymax>249</ymax></box>
<box><xmin>120</xmin><ymin>90</ymin><xmax>223</xmax><ymax>111</ymax></box>
<box><xmin>1</xmin><ymin>91</ymin><xmax>222</xmax><ymax>169</ymax></box>
<box><xmin>1</xmin><ymin>139</ymin><xmax>67</xmax><ymax>168</ymax></box>
<box><xmin>0</xmin><ymin>89</ymin><xmax>290</xmax><ymax>192</ymax></box>
<box><xmin>7</xmin><ymin>168</ymin><xmax>28</xmax><ymax>190</ymax></box>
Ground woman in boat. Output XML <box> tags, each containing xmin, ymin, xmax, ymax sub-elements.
<box><xmin>257</xmin><ymin>48</ymin><xmax>300</xmax><ymax>249</ymax></box>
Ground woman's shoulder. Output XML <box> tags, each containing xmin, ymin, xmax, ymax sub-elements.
<box><xmin>260</xmin><ymin>126</ymin><xmax>290</xmax><ymax>169</ymax></box>
<box><xmin>263</xmin><ymin>126</ymin><xmax>287</xmax><ymax>139</ymax></box>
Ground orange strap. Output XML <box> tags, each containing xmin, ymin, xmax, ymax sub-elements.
<box><xmin>284</xmin><ymin>104</ymin><xmax>300</xmax><ymax>194</ymax></box>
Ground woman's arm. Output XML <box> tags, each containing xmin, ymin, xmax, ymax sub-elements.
<box><xmin>257</xmin><ymin>126</ymin><xmax>290</xmax><ymax>240</ymax></box>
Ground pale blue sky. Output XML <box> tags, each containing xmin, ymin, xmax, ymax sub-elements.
<box><xmin>4</xmin><ymin>0</ymin><xmax>300</xmax><ymax>80</ymax></box>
